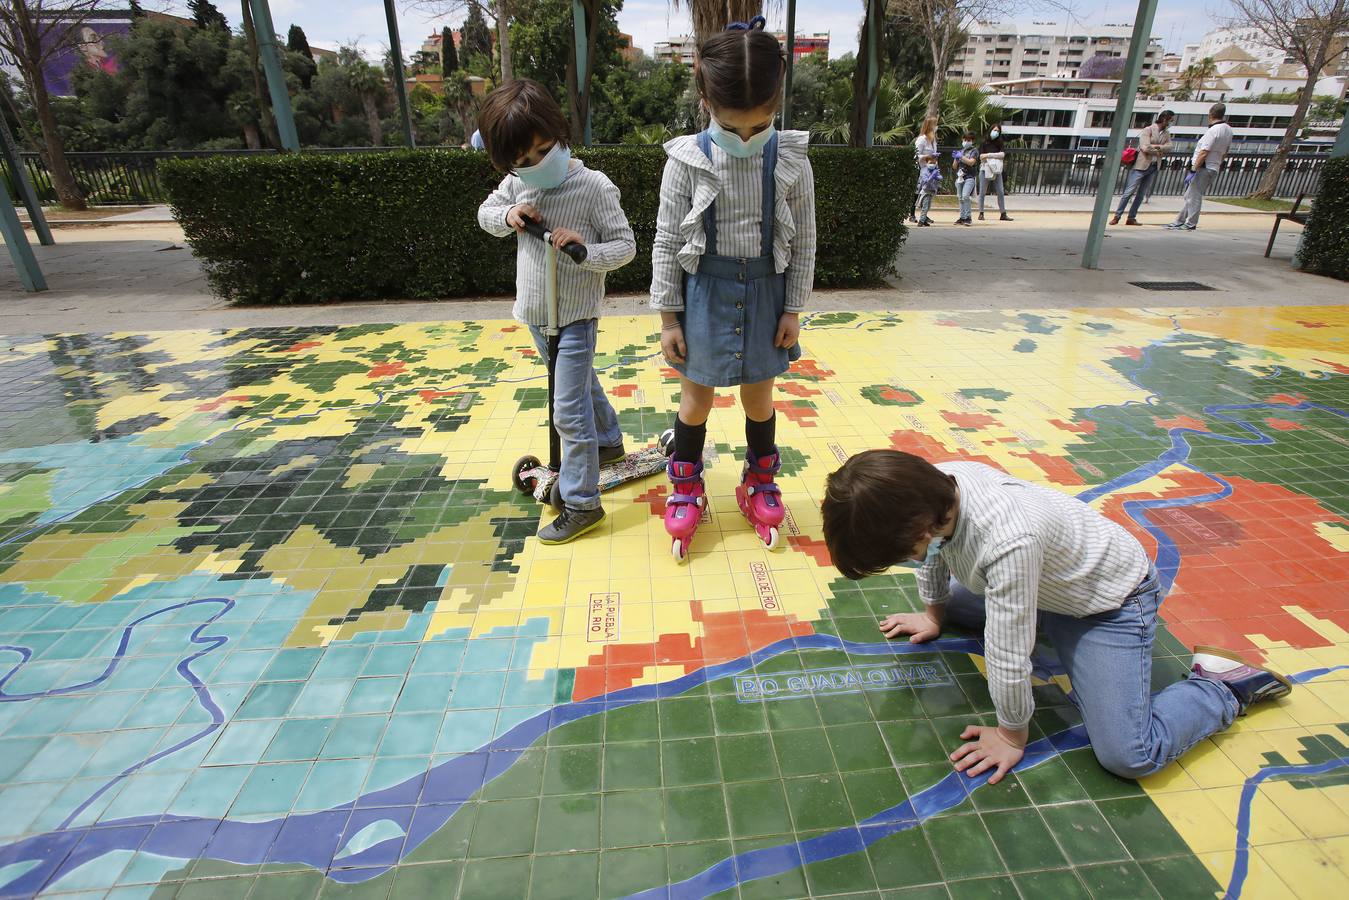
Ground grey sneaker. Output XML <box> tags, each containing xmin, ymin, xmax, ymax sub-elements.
<box><xmin>598</xmin><ymin>444</ymin><xmax>626</xmax><ymax>465</ymax></box>
<box><xmin>1182</xmin><ymin>224</ymin><xmax>1197</xmax><ymax>231</ymax></box>
<box><xmin>538</xmin><ymin>505</ymin><xmax>606</xmax><ymax>545</ymax></box>
<box><xmin>1165</xmin><ymin>222</ymin><xmax>1185</xmax><ymax>230</ymax></box>
<box><xmin>1190</xmin><ymin>646</ymin><xmax>1293</xmax><ymax>715</ymax></box>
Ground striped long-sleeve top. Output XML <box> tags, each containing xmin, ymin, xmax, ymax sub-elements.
<box><xmin>477</xmin><ymin>160</ymin><xmax>636</xmax><ymax>328</ymax></box>
<box><xmin>650</xmin><ymin>130</ymin><xmax>816</xmax><ymax>313</ymax></box>
<box><xmin>917</xmin><ymin>462</ymin><xmax>1151</xmax><ymax>729</ymax></box>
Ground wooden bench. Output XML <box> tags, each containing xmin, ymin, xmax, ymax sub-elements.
<box><xmin>1265</xmin><ymin>193</ymin><xmax>1312</xmax><ymax>257</ymax></box>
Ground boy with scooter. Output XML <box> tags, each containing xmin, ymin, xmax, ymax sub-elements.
<box><xmin>477</xmin><ymin>79</ymin><xmax>636</xmax><ymax>544</ymax></box>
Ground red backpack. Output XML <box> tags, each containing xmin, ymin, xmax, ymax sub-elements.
<box><xmin>1121</xmin><ymin>146</ymin><xmax>1138</xmax><ymax>166</ymax></box>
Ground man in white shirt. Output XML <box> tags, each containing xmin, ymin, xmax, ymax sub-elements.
<box><xmin>1168</xmin><ymin>103</ymin><xmax>1233</xmax><ymax>231</ymax></box>
<box><xmin>822</xmin><ymin>450</ymin><xmax>1294</xmax><ymax>784</ymax></box>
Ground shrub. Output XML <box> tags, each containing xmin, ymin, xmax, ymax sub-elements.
<box><xmin>161</xmin><ymin>145</ymin><xmax>913</xmax><ymax>305</ymax></box>
<box><xmin>1298</xmin><ymin>156</ymin><xmax>1349</xmax><ymax>281</ymax></box>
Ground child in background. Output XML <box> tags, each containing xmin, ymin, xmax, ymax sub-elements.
<box><xmin>477</xmin><ymin>79</ymin><xmax>636</xmax><ymax>544</ymax></box>
<box><xmin>650</xmin><ymin>17</ymin><xmax>817</xmax><ymax>561</ymax></box>
<box><xmin>916</xmin><ymin>161</ymin><xmax>940</xmax><ymax>227</ymax></box>
<box><xmin>952</xmin><ymin>131</ymin><xmax>979</xmax><ymax>226</ymax></box>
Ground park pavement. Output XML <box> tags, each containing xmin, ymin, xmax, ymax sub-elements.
<box><xmin>0</xmin><ymin>208</ymin><xmax>1339</xmax><ymax>336</ymax></box>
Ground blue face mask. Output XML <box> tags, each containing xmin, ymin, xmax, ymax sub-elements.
<box><xmin>899</xmin><ymin>535</ymin><xmax>945</xmax><ymax>568</ymax></box>
<box><xmin>515</xmin><ymin>142</ymin><xmax>571</xmax><ymax>189</ymax></box>
<box><xmin>708</xmin><ymin>116</ymin><xmax>775</xmax><ymax>158</ymax></box>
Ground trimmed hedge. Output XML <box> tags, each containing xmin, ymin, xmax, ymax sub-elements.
<box><xmin>1299</xmin><ymin>156</ymin><xmax>1349</xmax><ymax>281</ymax></box>
<box><xmin>160</xmin><ymin>146</ymin><xmax>914</xmax><ymax>305</ymax></box>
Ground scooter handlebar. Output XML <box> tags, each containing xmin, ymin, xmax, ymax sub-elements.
<box><xmin>521</xmin><ymin>217</ymin><xmax>588</xmax><ymax>264</ymax></box>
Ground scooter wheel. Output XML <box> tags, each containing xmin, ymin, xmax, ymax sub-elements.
<box><xmin>512</xmin><ymin>455</ymin><xmax>542</xmax><ymax>495</ymax></box>
<box><xmin>657</xmin><ymin>428</ymin><xmax>676</xmax><ymax>458</ymax></box>
<box><xmin>548</xmin><ymin>479</ymin><xmax>564</xmax><ymax>513</ymax></box>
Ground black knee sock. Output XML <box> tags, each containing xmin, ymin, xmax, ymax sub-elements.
<box><xmin>673</xmin><ymin>418</ymin><xmax>706</xmax><ymax>464</ymax></box>
<box><xmin>745</xmin><ymin>413</ymin><xmax>776</xmax><ymax>459</ymax></box>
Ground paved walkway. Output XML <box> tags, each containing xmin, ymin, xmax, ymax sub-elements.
<box><xmin>0</xmin><ymin>211</ymin><xmax>1336</xmax><ymax>335</ymax></box>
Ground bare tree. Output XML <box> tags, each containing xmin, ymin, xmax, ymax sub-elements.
<box><xmin>0</xmin><ymin>0</ymin><xmax>112</xmax><ymax>209</ymax></box>
<box><xmin>1222</xmin><ymin>0</ymin><xmax>1349</xmax><ymax>199</ymax></box>
<box><xmin>404</xmin><ymin>0</ymin><xmax>514</xmax><ymax>81</ymax></box>
<box><xmin>887</xmin><ymin>0</ymin><xmax>1019</xmax><ymax>120</ymax></box>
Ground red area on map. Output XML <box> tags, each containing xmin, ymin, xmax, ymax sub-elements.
<box><xmin>366</xmin><ymin>362</ymin><xmax>406</xmax><ymax>378</ymax></box>
<box><xmin>1102</xmin><ymin>471</ymin><xmax>1349</xmax><ymax>658</ymax></box>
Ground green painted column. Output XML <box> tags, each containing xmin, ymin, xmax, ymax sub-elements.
<box><xmin>1081</xmin><ymin>0</ymin><xmax>1160</xmax><ymax>269</ymax></box>
<box><xmin>783</xmin><ymin>0</ymin><xmax>797</xmax><ymax>129</ymax></box>
<box><xmin>384</xmin><ymin>0</ymin><xmax>416</xmax><ymax>147</ymax></box>
<box><xmin>0</xmin><ymin>190</ymin><xmax>47</xmax><ymax>292</ymax></box>
<box><xmin>0</xmin><ymin>115</ymin><xmax>52</xmax><ymax>246</ymax></box>
<box><xmin>863</xmin><ymin>0</ymin><xmax>881</xmax><ymax>146</ymax></box>
<box><xmin>247</xmin><ymin>0</ymin><xmax>300</xmax><ymax>152</ymax></box>
<box><xmin>572</xmin><ymin>0</ymin><xmax>591</xmax><ymax>145</ymax></box>
<box><xmin>1333</xmin><ymin>112</ymin><xmax>1349</xmax><ymax>157</ymax></box>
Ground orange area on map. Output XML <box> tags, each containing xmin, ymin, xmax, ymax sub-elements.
<box><xmin>1153</xmin><ymin>415</ymin><xmax>1207</xmax><ymax>431</ymax></box>
<box><xmin>888</xmin><ymin>429</ymin><xmax>1002</xmax><ymax>468</ymax></box>
<box><xmin>774</xmin><ymin>401</ymin><xmax>819</xmax><ymax>427</ymax></box>
<box><xmin>571</xmin><ymin>602</ymin><xmax>813</xmax><ymax>700</ymax></box>
<box><xmin>366</xmin><ymin>362</ymin><xmax>406</xmax><ymax>378</ymax></box>
<box><xmin>942</xmin><ymin>411</ymin><xmax>1000</xmax><ymax>428</ymax></box>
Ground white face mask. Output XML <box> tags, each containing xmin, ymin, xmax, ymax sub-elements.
<box><xmin>990</xmin><ymin>129</ymin><xmax>1000</xmax><ymax>139</ymax></box>
<box><xmin>708</xmin><ymin>115</ymin><xmax>776</xmax><ymax>158</ymax></box>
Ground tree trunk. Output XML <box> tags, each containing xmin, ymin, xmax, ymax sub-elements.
<box><xmin>363</xmin><ymin>93</ymin><xmax>383</xmax><ymax>146</ymax></box>
<box><xmin>566</xmin><ymin>0</ymin><xmax>599</xmax><ymax>144</ymax></box>
<box><xmin>1250</xmin><ymin>65</ymin><xmax>1319</xmax><ymax>200</ymax></box>
<box><xmin>848</xmin><ymin>0</ymin><xmax>876</xmax><ymax>148</ymax></box>
<box><xmin>925</xmin><ymin>45</ymin><xmax>946</xmax><ymax>121</ymax></box>
<box><xmin>496</xmin><ymin>0</ymin><xmax>514</xmax><ymax>82</ymax></box>
<box><xmin>24</xmin><ymin>66</ymin><xmax>85</xmax><ymax>210</ymax></box>
<box><xmin>241</xmin><ymin>1</ymin><xmax>280</xmax><ymax>150</ymax></box>
<box><xmin>243</xmin><ymin>121</ymin><xmax>261</xmax><ymax>149</ymax></box>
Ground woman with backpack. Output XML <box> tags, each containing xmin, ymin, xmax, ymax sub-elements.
<box><xmin>1111</xmin><ymin>110</ymin><xmax>1173</xmax><ymax>226</ymax></box>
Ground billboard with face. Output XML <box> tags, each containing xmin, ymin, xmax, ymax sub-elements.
<box><xmin>42</xmin><ymin>18</ymin><xmax>129</xmax><ymax>96</ymax></box>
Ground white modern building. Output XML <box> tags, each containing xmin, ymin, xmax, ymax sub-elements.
<box><xmin>985</xmin><ymin>77</ymin><xmax>1328</xmax><ymax>152</ymax></box>
<box><xmin>1195</xmin><ymin>26</ymin><xmax>1287</xmax><ymax>70</ymax></box>
<box><xmin>947</xmin><ymin>21</ymin><xmax>1164</xmax><ymax>84</ymax></box>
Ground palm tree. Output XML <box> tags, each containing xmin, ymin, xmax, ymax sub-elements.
<box><xmin>347</xmin><ymin>59</ymin><xmax>388</xmax><ymax>146</ymax></box>
<box><xmin>1138</xmin><ymin>76</ymin><xmax>1164</xmax><ymax>100</ymax></box>
<box><xmin>669</xmin><ymin>0</ymin><xmax>769</xmax><ymax>46</ymax></box>
<box><xmin>812</xmin><ymin>75</ymin><xmax>1005</xmax><ymax>147</ymax></box>
<box><xmin>624</xmin><ymin>123</ymin><xmax>676</xmax><ymax>144</ymax></box>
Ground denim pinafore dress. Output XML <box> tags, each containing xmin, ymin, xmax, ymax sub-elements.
<box><xmin>673</xmin><ymin>131</ymin><xmax>802</xmax><ymax>388</ymax></box>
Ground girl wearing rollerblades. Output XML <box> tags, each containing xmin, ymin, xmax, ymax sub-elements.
<box><xmin>649</xmin><ymin>18</ymin><xmax>817</xmax><ymax>562</ymax></box>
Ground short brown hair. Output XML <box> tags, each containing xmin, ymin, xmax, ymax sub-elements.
<box><xmin>822</xmin><ymin>450</ymin><xmax>957</xmax><ymax>580</ymax></box>
<box><xmin>477</xmin><ymin>79</ymin><xmax>571</xmax><ymax>173</ymax></box>
<box><xmin>695</xmin><ymin>25</ymin><xmax>785</xmax><ymax>111</ymax></box>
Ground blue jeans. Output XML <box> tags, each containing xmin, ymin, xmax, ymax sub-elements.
<box><xmin>977</xmin><ymin>171</ymin><xmax>1005</xmax><ymax>215</ymax></box>
<box><xmin>917</xmin><ymin>191</ymin><xmax>935</xmax><ymax>221</ymax></box>
<box><xmin>945</xmin><ymin>568</ymin><xmax>1238</xmax><ymax>779</ymax></box>
<box><xmin>957</xmin><ymin>177</ymin><xmax>977</xmax><ymax>220</ymax></box>
<box><xmin>1115</xmin><ymin>165</ymin><xmax>1158</xmax><ymax>220</ymax></box>
<box><xmin>528</xmin><ymin>319</ymin><xmax>623</xmax><ymax>511</ymax></box>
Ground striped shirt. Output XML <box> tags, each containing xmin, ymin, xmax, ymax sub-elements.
<box><xmin>477</xmin><ymin>160</ymin><xmax>636</xmax><ymax>328</ymax></box>
<box><xmin>650</xmin><ymin>131</ymin><xmax>816</xmax><ymax>313</ymax></box>
<box><xmin>917</xmin><ymin>462</ymin><xmax>1151</xmax><ymax>729</ymax></box>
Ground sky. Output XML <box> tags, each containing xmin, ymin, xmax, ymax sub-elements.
<box><xmin>183</xmin><ymin>0</ymin><xmax>1229</xmax><ymax>63</ymax></box>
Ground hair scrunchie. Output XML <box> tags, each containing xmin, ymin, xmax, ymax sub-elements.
<box><xmin>725</xmin><ymin>15</ymin><xmax>767</xmax><ymax>31</ymax></box>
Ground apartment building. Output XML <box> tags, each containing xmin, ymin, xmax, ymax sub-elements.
<box><xmin>947</xmin><ymin>21</ymin><xmax>1164</xmax><ymax>85</ymax></box>
<box><xmin>654</xmin><ymin>32</ymin><xmax>829</xmax><ymax>66</ymax></box>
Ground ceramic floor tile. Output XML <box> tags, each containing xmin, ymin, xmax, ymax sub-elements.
<box><xmin>1</xmin><ymin>310</ymin><xmax>1346</xmax><ymax>897</ymax></box>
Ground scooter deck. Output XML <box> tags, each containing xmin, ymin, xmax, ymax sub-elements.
<box><xmin>523</xmin><ymin>445</ymin><xmax>668</xmax><ymax>505</ymax></box>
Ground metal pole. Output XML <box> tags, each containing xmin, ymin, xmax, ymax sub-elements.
<box><xmin>572</xmin><ymin>0</ymin><xmax>591</xmax><ymax>145</ymax></box>
<box><xmin>783</xmin><ymin>0</ymin><xmax>797</xmax><ymax>129</ymax></box>
<box><xmin>247</xmin><ymin>0</ymin><xmax>300</xmax><ymax>152</ymax></box>
<box><xmin>1081</xmin><ymin>0</ymin><xmax>1160</xmax><ymax>269</ymax></box>
<box><xmin>863</xmin><ymin>0</ymin><xmax>881</xmax><ymax>146</ymax></box>
<box><xmin>1333</xmin><ymin>112</ymin><xmax>1349</xmax><ymax>157</ymax></box>
<box><xmin>384</xmin><ymin>0</ymin><xmax>415</xmax><ymax>148</ymax></box>
<box><xmin>0</xmin><ymin>190</ymin><xmax>46</xmax><ymax>292</ymax></box>
<box><xmin>0</xmin><ymin>115</ymin><xmax>52</xmax><ymax>246</ymax></box>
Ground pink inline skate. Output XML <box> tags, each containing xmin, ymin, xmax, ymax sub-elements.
<box><xmin>664</xmin><ymin>458</ymin><xmax>706</xmax><ymax>563</ymax></box>
<box><xmin>736</xmin><ymin>450</ymin><xmax>785</xmax><ymax>550</ymax></box>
